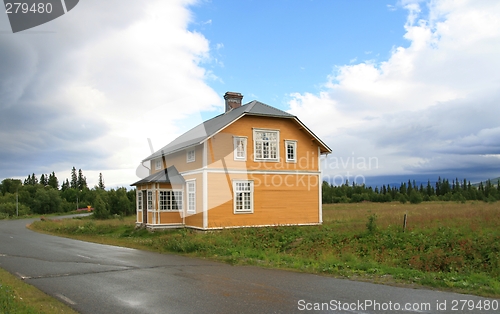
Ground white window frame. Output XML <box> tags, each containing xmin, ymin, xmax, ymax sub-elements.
<box><xmin>285</xmin><ymin>140</ymin><xmax>297</xmax><ymax>163</ymax></box>
<box><xmin>158</xmin><ymin>189</ymin><xmax>183</xmax><ymax>212</ymax></box>
<box><xmin>253</xmin><ymin>128</ymin><xmax>279</xmax><ymax>162</ymax></box>
<box><xmin>233</xmin><ymin>180</ymin><xmax>254</xmax><ymax>214</ymax></box>
<box><xmin>233</xmin><ymin>136</ymin><xmax>247</xmax><ymax>161</ymax></box>
<box><xmin>155</xmin><ymin>159</ymin><xmax>162</xmax><ymax>170</ymax></box>
<box><xmin>137</xmin><ymin>190</ymin><xmax>142</xmax><ymax>211</ymax></box>
<box><xmin>147</xmin><ymin>190</ymin><xmax>154</xmax><ymax>211</ymax></box>
<box><xmin>186</xmin><ymin>148</ymin><xmax>195</xmax><ymax>163</ymax></box>
<box><xmin>186</xmin><ymin>180</ymin><xmax>196</xmax><ymax>214</ymax></box>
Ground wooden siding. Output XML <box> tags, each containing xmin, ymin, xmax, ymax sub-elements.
<box><xmin>150</xmin><ymin>144</ymin><xmax>203</xmax><ymax>174</ymax></box>
<box><xmin>207</xmin><ymin>172</ymin><xmax>319</xmax><ymax>228</ymax></box>
<box><xmin>183</xmin><ymin>173</ymin><xmax>204</xmax><ymax>228</ymax></box>
<box><xmin>207</xmin><ymin>115</ymin><xmax>319</xmax><ymax>172</ymax></box>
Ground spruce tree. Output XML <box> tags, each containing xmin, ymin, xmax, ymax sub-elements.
<box><xmin>31</xmin><ymin>173</ymin><xmax>38</xmax><ymax>185</ymax></box>
<box><xmin>77</xmin><ymin>169</ymin><xmax>87</xmax><ymax>190</ymax></box>
<box><xmin>70</xmin><ymin>167</ymin><xmax>78</xmax><ymax>189</ymax></box>
<box><xmin>48</xmin><ymin>172</ymin><xmax>59</xmax><ymax>189</ymax></box>
<box><xmin>98</xmin><ymin>173</ymin><xmax>105</xmax><ymax>190</ymax></box>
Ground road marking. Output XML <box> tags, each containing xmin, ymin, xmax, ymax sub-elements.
<box><xmin>77</xmin><ymin>254</ymin><xmax>91</xmax><ymax>259</ymax></box>
<box><xmin>15</xmin><ymin>272</ymin><xmax>30</xmax><ymax>280</ymax></box>
<box><xmin>56</xmin><ymin>293</ymin><xmax>76</xmax><ymax>305</ymax></box>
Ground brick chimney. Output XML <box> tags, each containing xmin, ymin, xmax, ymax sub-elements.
<box><xmin>224</xmin><ymin>92</ymin><xmax>243</xmax><ymax>112</ymax></box>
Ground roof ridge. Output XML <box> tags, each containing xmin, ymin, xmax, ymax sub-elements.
<box><xmin>250</xmin><ymin>100</ymin><xmax>295</xmax><ymax>117</ymax></box>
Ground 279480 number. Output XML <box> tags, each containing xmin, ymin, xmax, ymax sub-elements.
<box><xmin>451</xmin><ymin>299</ymin><xmax>498</xmax><ymax>311</ymax></box>
<box><xmin>5</xmin><ymin>2</ymin><xmax>53</xmax><ymax>14</ymax></box>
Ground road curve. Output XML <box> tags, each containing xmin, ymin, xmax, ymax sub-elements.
<box><xmin>0</xmin><ymin>217</ymin><xmax>496</xmax><ymax>314</ymax></box>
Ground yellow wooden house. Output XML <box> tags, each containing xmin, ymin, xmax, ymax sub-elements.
<box><xmin>131</xmin><ymin>92</ymin><xmax>331</xmax><ymax>230</ymax></box>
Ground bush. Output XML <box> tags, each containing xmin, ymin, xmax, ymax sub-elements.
<box><xmin>396</xmin><ymin>193</ymin><xmax>407</xmax><ymax>204</ymax></box>
<box><xmin>366</xmin><ymin>214</ymin><xmax>377</xmax><ymax>233</ymax></box>
<box><xmin>93</xmin><ymin>194</ymin><xmax>109</xmax><ymax>219</ymax></box>
<box><xmin>409</xmin><ymin>190</ymin><xmax>423</xmax><ymax>204</ymax></box>
<box><xmin>0</xmin><ymin>202</ymin><xmax>31</xmax><ymax>217</ymax></box>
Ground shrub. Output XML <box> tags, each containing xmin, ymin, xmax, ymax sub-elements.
<box><xmin>409</xmin><ymin>190</ymin><xmax>423</xmax><ymax>204</ymax></box>
<box><xmin>93</xmin><ymin>194</ymin><xmax>109</xmax><ymax>219</ymax></box>
<box><xmin>366</xmin><ymin>214</ymin><xmax>377</xmax><ymax>233</ymax></box>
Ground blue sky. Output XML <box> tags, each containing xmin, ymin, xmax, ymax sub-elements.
<box><xmin>0</xmin><ymin>0</ymin><xmax>499</xmax><ymax>188</ymax></box>
<box><xmin>190</xmin><ymin>1</ymin><xmax>408</xmax><ymax>108</ymax></box>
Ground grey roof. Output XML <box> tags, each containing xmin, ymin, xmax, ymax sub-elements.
<box><xmin>143</xmin><ymin>100</ymin><xmax>330</xmax><ymax>161</ymax></box>
<box><xmin>131</xmin><ymin>166</ymin><xmax>185</xmax><ymax>186</ymax></box>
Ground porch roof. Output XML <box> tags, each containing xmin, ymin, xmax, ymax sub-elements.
<box><xmin>131</xmin><ymin>166</ymin><xmax>185</xmax><ymax>186</ymax></box>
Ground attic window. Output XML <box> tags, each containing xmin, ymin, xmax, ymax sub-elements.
<box><xmin>253</xmin><ymin>129</ymin><xmax>279</xmax><ymax>161</ymax></box>
<box><xmin>186</xmin><ymin>148</ymin><xmax>195</xmax><ymax>163</ymax></box>
<box><xmin>155</xmin><ymin>159</ymin><xmax>162</xmax><ymax>170</ymax></box>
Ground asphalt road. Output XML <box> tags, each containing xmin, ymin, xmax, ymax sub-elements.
<box><xmin>0</xmin><ymin>217</ymin><xmax>497</xmax><ymax>314</ymax></box>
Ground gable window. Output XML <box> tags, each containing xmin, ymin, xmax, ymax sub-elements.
<box><xmin>159</xmin><ymin>190</ymin><xmax>183</xmax><ymax>211</ymax></box>
<box><xmin>186</xmin><ymin>149</ymin><xmax>195</xmax><ymax>163</ymax></box>
<box><xmin>187</xmin><ymin>180</ymin><xmax>196</xmax><ymax>214</ymax></box>
<box><xmin>155</xmin><ymin>159</ymin><xmax>162</xmax><ymax>170</ymax></box>
<box><xmin>233</xmin><ymin>180</ymin><xmax>253</xmax><ymax>213</ymax></box>
<box><xmin>253</xmin><ymin>129</ymin><xmax>279</xmax><ymax>161</ymax></box>
<box><xmin>285</xmin><ymin>140</ymin><xmax>297</xmax><ymax>163</ymax></box>
<box><xmin>233</xmin><ymin>137</ymin><xmax>247</xmax><ymax>161</ymax></box>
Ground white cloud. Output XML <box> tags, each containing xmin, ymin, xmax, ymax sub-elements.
<box><xmin>0</xmin><ymin>0</ymin><xmax>222</xmax><ymax>187</ymax></box>
<box><xmin>288</xmin><ymin>0</ymin><xmax>500</xmax><ymax>181</ymax></box>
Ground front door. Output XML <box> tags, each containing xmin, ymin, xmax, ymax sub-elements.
<box><xmin>142</xmin><ymin>190</ymin><xmax>147</xmax><ymax>224</ymax></box>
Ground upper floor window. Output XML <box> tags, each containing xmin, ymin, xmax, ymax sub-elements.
<box><xmin>233</xmin><ymin>137</ymin><xmax>247</xmax><ymax>161</ymax></box>
<box><xmin>155</xmin><ymin>159</ymin><xmax>162</xmax><ymax>170</ymax></box>
<box><xmin>186</xmin><ymin>148</ymin><xmax>195</xmax><ymax>163</ymax></box>
<box><xmin>253</xmin><ymin>129</ymin><xmax>279</xmax><ymax>161</ymax></box>
<box><xmin>285</xmin><ymin>140</ymin><xmax>297</xmax><ymax>163</ymax></box>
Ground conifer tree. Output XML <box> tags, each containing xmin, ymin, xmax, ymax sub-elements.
<box><xmin>98</xmin><ymin>173</ymin><xmax>105</xmax><ymax>190</ymax></box>
<box><xmin>48</xmin><ymin>172</ymin><xmax>59</xmax><ymax>189</ymax></box>
<box><xmin>31</xmin><ymin>173</ymin><xmax>38</xmax><ymax>185</ymax></box>
<box><xmin>70</xmin><ymin>167</ymin><xmax>78</xmax><ymax>189</ymax></box>
<box><xmin>77</xmin><ymin>169</ymin><xmax>87</xmax><ymax>190</ymax></box>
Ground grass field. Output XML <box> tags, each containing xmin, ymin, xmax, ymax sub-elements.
<box><xmin>29</xmin><ymin>201</ymin><xmax>500</xmax><ymax>298</ymax></box>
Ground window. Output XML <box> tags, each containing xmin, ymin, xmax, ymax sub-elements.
<box><xmin>233</xmin><ymin>137</ymin><xmax>247</xmax><ymax>161</ymax></box>
<box><xmin>147</xmin><ymin>191</ymin><xmax>154</xmax><ymax>211</ymax></box>
<box><xmin>155</xmin><ymin>159</ymin><xmax>162</xmax><ymax>170</ymax></box>
<box><xmin>253</xmin><ymin>129</ymin><xmax>279</xmax><ymax>161</ymax></box>
<box><xmin>186</xmin><ymin>149</ymin><xmax>195</xmax><ymax>163</ymax></box>
<box><xmin>285</xmin><ymin>140</ymin><xmax>297</xmax><ymax>162</ymax></box>
<box><xmin>137</xmin><ymin>190</ymin><xmax>142</xmax><ymax>211</ymax></box>
<box><xmin>233</xmin><ymin>180</ymin><xmax>253</xmax><ymax>213</ymax></box>
<box><xmin>159</xmin><ymin>190</ymin><xmax>183</xmax><ymax>211</ymax></box>
<box><xmin>187</xmin><ymin>181</ymin><xmax>196</xmax><ymax>213</ymax></box>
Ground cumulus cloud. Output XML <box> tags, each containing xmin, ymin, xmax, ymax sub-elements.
<box><xmin>289</xmin><ymin>0</ymin><xmax>500</xmax><ymax>182</ymax></box>
<box><xmin>0</xmin><ymin>0</ymin><xmax>222</xmax><ymax>186</ymax></box>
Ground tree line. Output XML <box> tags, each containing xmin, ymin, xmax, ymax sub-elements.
<box><xmin>322</xmin><ymin>177</ymin><xmax>500</xmax><ymax>204</ymax></box>
<box><xmin>0</xmin><ymin>168</ymin><xmax>135</xmax><ymax>219</ymax></box>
